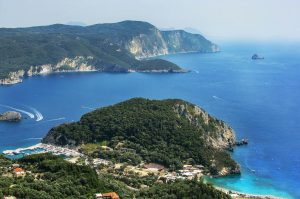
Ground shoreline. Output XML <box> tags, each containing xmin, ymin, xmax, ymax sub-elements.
<box><xmin>2</xmin><ymin>143</ymin><xmax>82</xmax><ymax>158</ymax></box>
<box><xmin>0</xmin><ymin>69</ymin><xmax>188</xmax><ymax>86</ymax></box>
<box><xmin>214</xmin><ymin>185</ymin><xmax>285</xmax><ymax>199</ymax></box>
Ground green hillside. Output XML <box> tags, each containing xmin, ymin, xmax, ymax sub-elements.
<box><xmin>43</xmin><ymin>98</ymin><xmax>239</xmax><ymax>175</ymax></box>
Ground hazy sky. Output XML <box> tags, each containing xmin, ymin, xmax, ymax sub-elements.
<box><xmin>0</xmin><ymin>0</ymin><xmax>299</xmax><ymax>41</ymax></box>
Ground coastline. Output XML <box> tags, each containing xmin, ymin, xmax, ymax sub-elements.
<box><xmin>0</xmin><ymin>68</ymin><xmax>188</xmax><ymax>86</ymax></box>
<box><xmin>2</xmin><ymin>143</ymin><xmax>82</xmax><ymax>158</ymax></box>
<box><xmin>214</xmin><ymin>185</ymin><xmax>285</xmax><ymax>199</ymax></box>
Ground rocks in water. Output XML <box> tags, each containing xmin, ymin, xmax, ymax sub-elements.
<box><xmin>0</xmin><ymin>111</ymin><xmax>22</xmax><ymax>121</ymax></box>
<box><xmin>235</xmin><ymin>139</ymin><xmax>248</xmax><ymax>146</ymax></box>
<box><xmin>252</xmin><ymin>54</ymin><xmax>264</xmax><ymax>60</ymax></box>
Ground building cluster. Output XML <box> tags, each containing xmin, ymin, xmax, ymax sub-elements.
<box><xmin>161</xmin><ymin>164</ymin><xmax>204</xmax><ymax>182</ymax></box>
<box><xmin>92</xmin><ymin>158</ymin><xmax>111</xmax><ymax>167</ymax></box>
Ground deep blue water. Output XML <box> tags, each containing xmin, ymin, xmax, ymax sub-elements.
<box><xmin>1</xmin><ymin>42</ymin><xmax>300</xmax><ymax>198</ymax></box>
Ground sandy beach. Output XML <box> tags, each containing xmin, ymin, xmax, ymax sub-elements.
<box><xmin>215</xmin><ymin>186</ymin><xmax>285</xmax><ymax>199</ymax></box>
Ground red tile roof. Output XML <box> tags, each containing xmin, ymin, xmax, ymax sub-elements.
<box><xmin>14</xmin><ymin>168</ymin><xmax>24</xmax><ymax>173</ymax></box>
<box><xmin>102</xmin><ymin>192</ymin><xmax>119</xmax><ymax>199</ymax></box>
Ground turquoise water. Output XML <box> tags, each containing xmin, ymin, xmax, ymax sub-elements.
<box><xmin>1</xmin><ymin>42</ymin><xmax>300</xmax><ymax>198</ymax></box>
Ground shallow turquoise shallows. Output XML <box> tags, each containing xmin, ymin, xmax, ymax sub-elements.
<box><xmin>1</xmin><ymin>42</ymin><xmax>300</xmax><ymax>198</ymax></box>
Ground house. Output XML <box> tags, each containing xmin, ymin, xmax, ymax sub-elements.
<box><xmin>93</xmin><ymin>158</ymin><xmax>110</xmax><ymax>166</ymax></box>
<box><xmin>95</xmin><ymin>192</ymin><xmax>119</xmax><ymax>199</ymax></box>
<box><xmin>13</xmin><ymin>167</ymin><xmax>25</xmax><ymax>176</ymax></box>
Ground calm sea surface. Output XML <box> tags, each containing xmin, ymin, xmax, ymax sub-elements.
<box><xmin>1</xmin><ymin>42</ymin><xmax>299</xmax><ymax>198</ymax></box>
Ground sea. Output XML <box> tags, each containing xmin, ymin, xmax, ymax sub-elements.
<box><xmin>0</xmin><ymin>42</ymin><xmax>300</xmax><ymax>199</ymax></box>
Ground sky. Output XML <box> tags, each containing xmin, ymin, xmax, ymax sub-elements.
<box><xmin>0</xmin><ymin>0</ymin><xmax>299</xmax><ymax>41</ymax></box>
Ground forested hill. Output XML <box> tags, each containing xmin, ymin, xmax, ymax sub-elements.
<box><xmin>0</xmin><ymin>21</ymin><xmax>219</xmax><ymax>84</ymax></box>
<box><xmin>43</xmin><ymin>98</ymin><xmax>239</xmax><ymax>176</ymax></box>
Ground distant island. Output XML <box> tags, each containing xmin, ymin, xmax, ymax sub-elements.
<box><xmin>252</xmin><ymin>54</ymin><xmax>264</xmax><ymax>60</ymax></box>
<box><xmin>0</xmin><ymin>20</ymin><xmax>219</xmax><ymax>85</ymax></box>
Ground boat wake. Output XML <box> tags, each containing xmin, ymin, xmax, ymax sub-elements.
<box><xmin>0</xmin><ymin>104</ymin><xmax>35</xmax><ymax>119</ymax></box>
<box><xmin>81</xmin><ymin>105</ymin><xmax>95</xmax><ymax>110</ymax></box>
<box><xmin>24</xmin><ymin>137</ymin><xmax>42</xmax><ymax>140</ymax></box>
<box><xmin>28</xmin><ymin>107</ymin><xmax>44</xmax><ymax>121</ymax></box>
<box><xmin>212</xmin><ymin>95</ymin><xmax>224</xmax><ymax>101</ymax></box>
<box><xmin>44</xmin><ymin>117</ymin><xmax>66</xmax><ymax>122</ymax></box>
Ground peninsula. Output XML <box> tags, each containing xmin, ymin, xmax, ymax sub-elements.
<box><xmin>0</xmin><ymin>21</ymin><xmax>219</xmax><ymax>85</ymax></box>
<box><xmin>43</xmin><ymin>98</ymin><xmax>239</xmax><ymax>176</ymax></box>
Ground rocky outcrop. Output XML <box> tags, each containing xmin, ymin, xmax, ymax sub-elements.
<box><xmin>0</xmin><ymin>111</ymin><xmax>22</xmax><ymax>121</ymax></box>
<box><xmin>218</xmin><ymin>166</ymin><xmax>241</xmax><ymax>176</ymax></box>
<box><xmin>162</xmin><ymin>30</ymin><xmax>220</xmax><ymax>54</ymax></box>
<box><xmin>27</xmin><ymin>56</ymin><xmax>96</xmax><ymax>76</ymax></box>
<box><xmin>0</xmin><ymin>70</ymin><xmax>25</xmax><ymax>85</ymax></box>
<box><xmin>173</xmin><ymin>103</ymin><xmax>235</xmax><ymax>149</ymax></box>
<box><xmin>126</xmin><ymin>28</ymin><xmax>219</xmax><ymax>59</ymax></box>
<box><xmin>0</xmin><ymin>56</ymin><xmax>97</xmax><ymax>85</ymax></box>
<box><xmin>126</xmin><ymin>28</ymin><xmax>169</xmax><ymax>59</ymax></box>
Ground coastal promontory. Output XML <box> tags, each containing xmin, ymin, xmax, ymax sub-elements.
<box><xmin>43</xmin><ymin>98</ymin><xmax>239</xmax><ymax>176</ymax></box>
<box><xmin>0</xmin><ymin>21</ymin><xmax>219</xmax><ymax>85</ymax></box>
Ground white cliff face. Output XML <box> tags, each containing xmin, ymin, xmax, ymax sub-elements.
<box><xmin>0</xmin><ymin>70</ymin><xmax>25</xmax><ymax>85</ymax></box>
<box><xmin>55</xmin><ymin>56</ymin><xmax>95</xmax><ymax>71</ymax></box>
<box><xmin>126</xmin><ymin>29</ymin><xmax>220</xmax><ymax>59</ymax></box>
<box><xmin>127</xmin><ymin>29</ymin><xmax>169</xmax><ymax>59</ymax></box>
<box><xmin>1</xmin><ymin>56</ymin><xmax>97</xmax><ymax>85</ymax></box>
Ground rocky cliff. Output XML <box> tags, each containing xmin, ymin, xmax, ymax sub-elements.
<box><xmin>172</xmin><ymin>103</ymin><xmax>235</xmax><ymax>149</ymax></box>
<box><xmin>162</xmin><ymin>30</ymin><xmax>220</xmax><ymax>54</ymax></box>
<box><xmin>123</xmin><ymin>22</ymin><xmax>219</xmax><ymax>58</ymax></box>
<box><xmin>27</xmin><ymin>56</ymin><xmax>96</xmax><ymax>76</ymax></box>
<box><xmin>0</xmin><ymin>70</ymin><xmax>25</xmax><ymax>85</ymax></box>
<box><xmin>0</xmin><ymin>56</ymin><xmax>97</xmax><ymax>85</ymax></box>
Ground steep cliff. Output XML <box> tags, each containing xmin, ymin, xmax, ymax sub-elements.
<box><xmin>43</xmin><ymin>98</ymin><xmax>239</xmax><ymax>176</ymax></box>
<box><xmin>120</xmin><ymin>21</ymin><xmax>219</xmax><ymax>58</ymax></box>
<box><xmin>27</xmin><ymin>56</ymin><xmax>97</xmax><ymax>75</ymax></box>
<box><xmin>172</xmin><ymin>103</ymin><xmax>235</xmax><ymax>149</ymax></box>
<box><xmin>162</xmin><ymin>30</ymin><xmax>220</xmax><ymax>54</ymax></box>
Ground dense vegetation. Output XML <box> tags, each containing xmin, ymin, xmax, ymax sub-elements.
<box><xmin>138</xmin><ymin>179</ymin><xmax>231</xmax><ymax>199</ymax></box>
<box><xmin>0</xmin><ymin>21</ymin><xmax>217</xmax><ymax>79</ymax></box>
<box><xmin>0</xmin><ymin>154</ymin><xmax>134</xmax><ymax>199</ymax></box>
<box><xmin>0</xmin><ymin>154</ymin><xmax>230</xmax><ymax>199</ymax></box>
<box><xmin>43</xmin><ymin>98</ymin><xmax>238</xmax><ymax>174</ymax></box>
